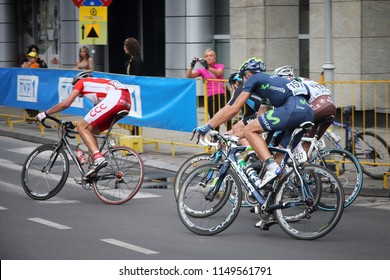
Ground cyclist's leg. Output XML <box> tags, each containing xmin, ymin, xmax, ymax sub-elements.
<box><xmin>83</xmin><ymin>90</ymin><xmax>130</xmax><ymax>178</ymax></box>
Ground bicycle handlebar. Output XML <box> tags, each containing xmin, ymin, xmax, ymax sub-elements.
<box><xmin>193</xmin><ymin>130</ymin><xmax>240</xmax><ymax>147</ymax></box>
<box><xmin>41</xmin><ymin>115</ymin><xmax>61</xmax><ymax>128</ymax></box>
<box><xmin>40</xmin><ymin>115</ymin><xmax>77</xmax><ymax>139</ymax></box>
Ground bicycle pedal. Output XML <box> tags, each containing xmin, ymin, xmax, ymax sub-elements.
<box><xmin>74</xmin><ymin>177</ymin><xmax>82</xmax><ymax>185</ymax></box>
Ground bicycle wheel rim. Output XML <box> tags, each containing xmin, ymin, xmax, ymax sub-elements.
<box><xmin>21</xmin><ymin>144</ymin><xmax>69</xmax><ymax>200</ymax></box>
<box><xmin>177</xmin><ymin>163</ymin><xmax>242</xmax><ymax>236</ymax></box>
<box><xmin>311</xmin><ymin>148</ymin><xmax>363</xmax><ymax>208</ymax></box>
<box><xmin>173</xmin><ymin>153</ymin><xmax>214</xmax><ymax>200</ymax></box>
<box><xmin>275</xmin><ymin>164</ymin><xmax>344</xmax><ymax>240</ymax></box>
<box><xmin>355</xmin><ymin>131</ymin><xmax>390</xmax><ymax>179</ymax></box>
<box><xmin>93</xmin><ymin>146</ymin><xmax>144</xmax><ymax>205</ymax></box>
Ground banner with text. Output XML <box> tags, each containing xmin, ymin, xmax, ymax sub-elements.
<box><xmin>0</xmin><ymin>68</ymin><xmax>197</xmax><ymax>132</ymax></box>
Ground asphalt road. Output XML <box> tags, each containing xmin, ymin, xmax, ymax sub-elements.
<box><xmin>1</xmin><ymin>136</ymin><xmax>390</xmax><ymax>261</ymax></box>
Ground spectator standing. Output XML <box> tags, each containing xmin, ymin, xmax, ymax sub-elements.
<box><xmin>187</xmin><ymin>48</ymin><xmax>230</xmax><ymax>131</ymax></box>
<box><xmin>123</xmin><ymin>37</ymin><xmax>144</xmax><ymax>76</ymax></box>
<box><xmin>123</xmin><ymin>37</ymin><xmax>144</xmax><ymax>135</ymax></box>
<box><xmin>75</xmin><ymin>46</ymin><xmax>93</xmax><ymax>70</ymax></box>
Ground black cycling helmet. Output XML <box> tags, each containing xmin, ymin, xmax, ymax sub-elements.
<box><xmin>72</xmin><ymin>70</ymin><xmax>93</xmax><ymax>85</ymax></box>
<box><xmin>239</xmin><ymin>57</ymin><xmax>266</xmax><ymax>77</ymax></box>
<box><xmin>228</xmin><ymin>72</ymin><xmax>243</xmax><ymax>85</ymax></box>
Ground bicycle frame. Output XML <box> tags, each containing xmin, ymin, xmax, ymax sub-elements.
<box><xmin>203</xmin><ymin>126</ymin><xmax>313</xmax><ymax>212</ymax></box>
<box><xmin>41</xmin><ymin>115</ymin><xmax>119</xmax><ymax>179</ymax></box>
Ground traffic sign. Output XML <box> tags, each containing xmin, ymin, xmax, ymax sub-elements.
<box><xmin>73</xmin><ymin>0</ymin><xmax>112</xmax><ymax>7</ymax></box>
<box><xmin>79</xmin><ymin>6</ymin><xmax>107</xmax><ymax>45</ymax></box>
<box><xmin>80</xmin><ymin>6</ymin><xmax>107</xmax><ymax>21</ymax></box>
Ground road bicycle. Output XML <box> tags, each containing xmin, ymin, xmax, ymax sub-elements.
<box><xmin>272</xmin><ymin>115</ymin><xmax>363</xmax><ymax>209</ymax></box>
<box><xmin>21</xmin><ymin>112</ymin><xmax>144</xmax><ymax>205</ymax></box>
<box><xmin>302</xmin><ymin>116</ymin><xmax>363</xmax><ymax>209</ymax></box>
<box><xmin>324</xmin><ymin>106</ymin><xmax>390</xmax><ymax>180</ymax></box>
<box><xmin>177</xmin><ymin>122</ymin><xmax>345</xmax><ymax>240</ymax></box>
<box><xmin>173</xmin><ymin>133</ymin><xmax>261</xmax><ymax>208</ymax></box>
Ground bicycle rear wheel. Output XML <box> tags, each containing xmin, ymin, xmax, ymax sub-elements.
<box><xmin>311</xmin><ymin>148</ymin><xmax>363</xmax><ymax>208</ymax></box>
<box><xmin>21</xmin><ymin>144</ymin><xmax>69</xmax><ymax>200</ymax></box>
<box><xmin>354</xmin><ymin>131</ymin><xmax>390</xmax><ymax>180</ymax></box>
<box><xmin>177</xmin><ymin>163</ymin><xmax>242</xmax><ymax>236</ymax></box>
<box><xmin>275</xmin><ymin>164</ymin><xmax>344</xmax><ymax>240</ymax></box>
<box><xmin>92</xmin><ymin>146</ymin><xmax>144</xmax><ymax>205</ymax></box>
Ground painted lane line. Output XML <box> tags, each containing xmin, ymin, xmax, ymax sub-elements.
<box><xmin>39</xmin><ymin>200</ymin><xmax>80</xmax><ymax>204</ymax></box>
<box><xmin>0</xmin><ymin>181</ymin><xmax>80</xmax><ymax>204</ymax></box>
<box><xmin>0</xmin><ymin>206</ymin><xmax>8</xmax><ymax>210</ymax></box>
<box><xmin>27</xmin><ymin>218</ymin><xmax>72</xmax><ymax>230</ymax></box>
<box><xmin>100</xmin><ymin>238</ymin><xmax>159</xmax><ymax>255</ymax></box>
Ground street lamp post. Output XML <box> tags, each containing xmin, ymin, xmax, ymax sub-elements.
<box><xmin>322</xmin><ymin>0</ymin><xmax>335</xmax><ymax>83</ymax></box>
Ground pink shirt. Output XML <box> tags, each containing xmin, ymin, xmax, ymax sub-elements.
<box><xmin>196</xmin><ymin>63</ymin><xmax>225</xmax><ymax>96</ymax></box>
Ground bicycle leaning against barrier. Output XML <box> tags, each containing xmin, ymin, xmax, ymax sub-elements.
<box><xmin>324</xmin><ymin>106</ymin><xmax>390</xmax><ymax>180</ymax></box>
<box><xmin>21</xmin><ymin>114</ymin><xmax>144</xmax><ymax>205</ymax></box>
<box><xmin>176</xmin><ymin>122</ymin><xmax>345</xmax><ymax>240</ymax></box>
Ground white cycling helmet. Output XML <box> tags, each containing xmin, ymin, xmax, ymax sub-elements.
<box><xmin>72</xmin><ymin>70</ymin><xmax>93</xmax><ymax>85</ymax></box>
<box><xmin>273</xmin><ymin>65</ymin><xmax>294</xmax><ymax>78</ymax></box>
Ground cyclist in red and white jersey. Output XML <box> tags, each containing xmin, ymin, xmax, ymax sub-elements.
<box><xmin>36</xmin><ymin>70</ymin><xmax>132</xmax><ymax>179</ymax></box>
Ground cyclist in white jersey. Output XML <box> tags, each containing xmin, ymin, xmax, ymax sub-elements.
<box><xmin>36</xmin><ymin>71</ymin><xmax>132</xmax><ymax>179</ymax></box>
<box><xmin>272</xmin><ymin>65</ymin><xmax>336</xmax><ymax>152</ymax></box>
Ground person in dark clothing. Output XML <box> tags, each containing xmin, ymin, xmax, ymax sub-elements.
<box><xmin>123</xmin><ymin>37</ymin><xmax>144</xmax><ymax>135</ymax></box>
<box><xmin>123</xmin><ymin>37</ymin><xmax>144</xmax><ymax>76</ymax></box>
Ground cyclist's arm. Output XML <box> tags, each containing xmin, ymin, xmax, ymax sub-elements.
<box><xmin>45</xmin><ymin>89</ymin><xmax>81</xmax><ymax>115</ymax></box>
<box><xmin>208</xmin><ymin>91</ymin><xmax>250</xmax><ymax>129</ymax></box>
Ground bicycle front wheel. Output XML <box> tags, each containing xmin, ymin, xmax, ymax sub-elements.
<box><xmin>275</xmin><ymin>164</ymin><xmax>344</xmax><ymax>240</ymax></box>
<box><xmin>92</xmin><ymin>146</ymin><xmax>144</xmax><ymax>205</ymax></box>
<box><xmin>21</xmin><ymin>144</ymin><xmax>69</xmax><ymax>200</ymax></box>
<box><xmin>311</xmin><ymin>148</ymin><xmax>363</xmax><ymax>208</ymax></box>
<box><xmin>177</xmin><ymin>163</ymin><xmax>242</xmax><ymax>236</ymax></box>
<box><xmin>354</xmin><ymin>131</ymin><xmax>390</xmax><ymax>180</ymax></box>
<box><xmin>173</xmin><ymin>153</ymin><xmax>215</xmax><ymax>200</ymax></box>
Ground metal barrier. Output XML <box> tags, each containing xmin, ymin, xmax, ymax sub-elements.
<box><xmin>324</xmin><ymin>80</ymin><xmax>390</xmax><ymax>174</ymax></box>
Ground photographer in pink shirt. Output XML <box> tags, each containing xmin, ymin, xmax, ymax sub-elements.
<box><xmin>187</xmin><ymin>48</ymin><xmax>229</xmax><ymax>131</ymax></box>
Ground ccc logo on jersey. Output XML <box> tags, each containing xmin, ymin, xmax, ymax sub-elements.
<box><xmin>89</xmin><ymin>103</ymin><xmax>107</xmax><ymax>117</ymax></box>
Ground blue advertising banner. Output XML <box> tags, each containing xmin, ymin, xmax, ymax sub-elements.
<box><xmin>0</xmin><ymin>68</ymin><xmax>197</xmax><ymax>132</ymax></box>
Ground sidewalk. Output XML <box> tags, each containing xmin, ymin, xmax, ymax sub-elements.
<box><xmin>0</xmin><ymin>117</ymin><xmax>389</xmax><ymax>198</ymax></box>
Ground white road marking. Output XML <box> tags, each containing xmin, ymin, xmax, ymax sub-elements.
<box><xmin>0</xmin><ymin>206</ymin><xmax>8</xmax><ymax>210</ymax></box>
<box><xmin>27</xmin><ymin>217</ymin><xmax>72</xmax><ymax>229</ymax></box>
<box><xmin>6</xmin><ymin>147</ymin><xmax>36</xmax><ymax>155</ymax></box>
<box><xmin>100</xmin><ymin>238</ymin><xmax>159</xmax><ymax>255</ymax></box>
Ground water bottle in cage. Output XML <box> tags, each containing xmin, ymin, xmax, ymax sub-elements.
<box><xmin>238</xmin><ymin>158</ymin><xmax>247</xmax><ymax>168</ymax></box>
<box><xmin>245</xmin><ymin>166</ymin><xmax>261</xmax><ymax>188</ymax></box>
<box><xmin>326</xmin><ymin>128</ymin><xmax>341</xmax><ymax>143</ymax></box>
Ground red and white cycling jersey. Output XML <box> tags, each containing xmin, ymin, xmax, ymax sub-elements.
<box><xmin>74</xmin><ymin>77</ymin><xmax>131</xmax><ymax>132</ymax></box>
<box><xmin>74</xmin><ymin>77</ymin><xmax>128</xmax><ymax>105</ymax></box>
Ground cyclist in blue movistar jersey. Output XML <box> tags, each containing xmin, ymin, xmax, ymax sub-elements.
<box><xmin>227</xmin><ymin>72</ymin><xmax>272</xmax><ymax>145</ymax></box>
<box><xmin>193</xmin><ymin>57</ymin><xmax>314</xmax><ymax>190</ymax></box>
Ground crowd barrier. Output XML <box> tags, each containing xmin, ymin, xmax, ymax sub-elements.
<box><xmin>0</xmin><ymin>68</ymin><xmax>389</xmax><ymax>183</ymax></box>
